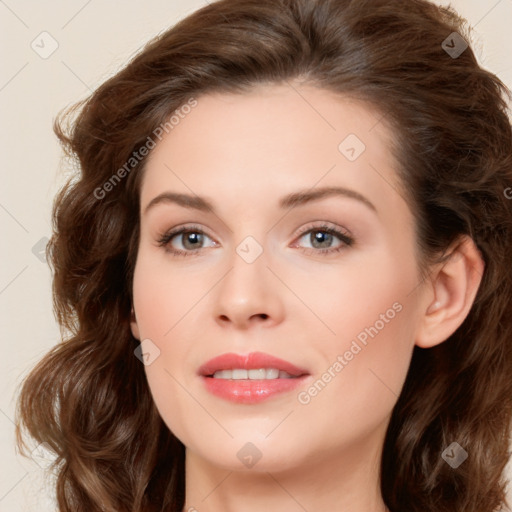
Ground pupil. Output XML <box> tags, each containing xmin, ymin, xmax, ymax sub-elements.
<box><xmin>184</xmin><ymin>232</ymin><xmax>202</xmax><ymax>249</ymax></box>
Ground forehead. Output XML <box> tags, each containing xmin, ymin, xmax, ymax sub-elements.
<box><xmin>139</xmin><ymin>83</ymin><xmax>406</xmax><ymax>219</ymax></box>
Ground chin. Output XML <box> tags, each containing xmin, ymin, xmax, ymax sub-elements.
<box><xmin>184</xmin><ymin>434</ymin><xmax>307</xmax><ymax>473</ymax></box>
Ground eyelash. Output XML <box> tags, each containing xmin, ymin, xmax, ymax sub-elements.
<box><xmin>156</xmin><ymin>223</ymin><xmax>354</xmax><ymax>258</ymax></box>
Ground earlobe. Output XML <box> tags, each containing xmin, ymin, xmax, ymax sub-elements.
<box><xmin>415</xmin><ymin>235</ymin><xmax>484</xmax><ymax>349</ymax></box>
<box><xmin>130</xmin><ymin>308</ymin><xmax>141</xmax><ymax>340</ymax></box>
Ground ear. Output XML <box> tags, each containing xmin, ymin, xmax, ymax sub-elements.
<box><xmin>415</xmin><ymin>235</ymin><xmax>485</xmax><ymax>349</ymax></box>
<box><xmin>130</xmin><ymin>307</ymin><xmax>141</xmax><ymax>340</ymax></box>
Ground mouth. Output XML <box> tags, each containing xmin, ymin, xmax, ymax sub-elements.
<box><xmin>198</xmin><ymin>351</ymin><xmax>310</xmax><ymax>404</ymax></box>
<box><xmin>198</xmin><ymin>351</ymin><xmax>309</xmax><ymax>378</ymax></box>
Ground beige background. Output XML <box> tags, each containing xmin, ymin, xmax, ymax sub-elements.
<box><xmin>1</xmin><ymin>1</ymin><xmax>511</xmax><ymax>510</ymax></box>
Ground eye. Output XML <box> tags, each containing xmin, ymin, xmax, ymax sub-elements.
<box><xmin>157</xmin><ymin>222</ymin><xmax>354</xmax><ymax>258</ymax></box>
<box><xmin>157</xmin><ymin>224</ymin><xmax>217</xmax><ymax>257</ymax></box>
<box><xmin>292</xmin><ymin>223</ymin><xmax>354</xmax><ymax>255</ymax></box>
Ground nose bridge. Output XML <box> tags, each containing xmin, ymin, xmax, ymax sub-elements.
<box><xmin>212</xmin><ymin>230</ymin><xmax>284</xmax><ymax>327</ymax></box>
<box><xmin>221</xmin><ymin>210</ymin><xmax>271</xmax><ymax>275</ymax></box>
<box><xmin>223</xmin><ymin>233</ymin><xmax>269</xmax><ymax>302</ymax></box>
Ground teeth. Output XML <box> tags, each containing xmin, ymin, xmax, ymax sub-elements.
<box><xmin>248</xmin><ymin>368</ymin><xmax>266</xmax><ymax>379</ymax></box>
<box><xmin>266</xmin><ymin>368</ymin><xmax>279</xmax><ymax>379</ymax></box>
<box><xmin>212</xmin><ymin>368</ymin><xmax>295</xmax><ymax>380</ymax></box>
<box><xmin>232</xmin><ymin>369</ymin><xmax>247</xmax><ymax>379</ymax></box>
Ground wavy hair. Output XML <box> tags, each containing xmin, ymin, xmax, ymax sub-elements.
<box><xmin>15</xmin><ymin>0</ymin><xmax>512</xmax><ymax>510</ymax></box>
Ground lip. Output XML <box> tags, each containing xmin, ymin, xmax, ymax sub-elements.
<box><xmin>198</xmin><ymin>351</ymin><xmax>310</xmax><ymax>404</ymax></box>
<box><xmin>198</xmin><ymin>351</ymin><xmax>309</xmax><ymax>377</ymax></box>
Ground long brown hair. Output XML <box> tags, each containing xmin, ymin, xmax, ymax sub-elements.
<box><xmin>15</xmin><ymin>0</ymin><xmax>512</xmax><ymax>510</ymax></box>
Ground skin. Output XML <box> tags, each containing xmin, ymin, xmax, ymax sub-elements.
<box><xmin>130</xmin><ymin>82</ymin><xmax>484</xmax><ymax>512</ymax></box>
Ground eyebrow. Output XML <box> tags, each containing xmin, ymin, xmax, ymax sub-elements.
<box><xmin>143</xmin><ymin>186</ymin><xmax>377</xmax><ymax>215</ymax></box>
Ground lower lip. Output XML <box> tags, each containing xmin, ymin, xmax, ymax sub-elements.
<box><xmin>201</xmin><ymin>375</ymin><xmax>309</xmax><ymax>404</ymax></box>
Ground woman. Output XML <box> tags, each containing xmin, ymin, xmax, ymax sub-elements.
<box><xmin>15</xmin><ymin>0</ymin><xmax>512</xmax><ymax>511</ymax></box>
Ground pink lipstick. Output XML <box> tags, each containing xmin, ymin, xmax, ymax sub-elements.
<box><xmin>198</xmin><ymin>351</ymin><xmax>310</xmax><ymax>404</ymax></box>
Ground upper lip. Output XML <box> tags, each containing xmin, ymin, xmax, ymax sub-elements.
<box><xmin>198</xmin><ymin>351</ymin><xmax>309</xmax><ymax>377</ymax></box>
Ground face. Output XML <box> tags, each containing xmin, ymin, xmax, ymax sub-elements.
<box><xmin>130</xmin><ymin>83</ymin><xmax>428</xmax><ymax>473</ymax></box>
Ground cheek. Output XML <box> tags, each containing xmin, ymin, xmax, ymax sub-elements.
<box><xmin>292</xmin><ymin>298</ymin><xmax>417</xmax><ymax>452</ymax></box>
<box><xmin>295</xmin><ymin>250</ymin><xmax>419</xmax><ymax>435</ymax></box>
<box><xmin>302</xmin><ymin>310</ymin><xmax>415</xmax><ymax>445</ymax></box>
<box><xmin>144</xmin><ymin>361</ymin><xmax>186</xmax><ymax>430</ymax></box>
<box><xmin>131</xmin><ymin>251</ymin><xmax>204</xmax><ymax>339</ymax></box>
<box><xmin>291</xmin><ymin>238</ymin><xmax>417</xmax><ymax>356</ymax></box>
<box><xmin>131</xmin><ymin>252</ymin><xmax>212</xmax><ymax>437</ymax></box>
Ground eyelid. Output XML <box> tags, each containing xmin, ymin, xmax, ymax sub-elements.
<box><xmin>293</xmin><ymin>221</ymin><xmax>352</xmax><ymax>239</ymax></box>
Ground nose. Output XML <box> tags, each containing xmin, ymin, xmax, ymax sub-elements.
<box><xmin>212</xmin><ymin>245</ymin><xmax>285</xmax><ymax>330</ymax></box>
